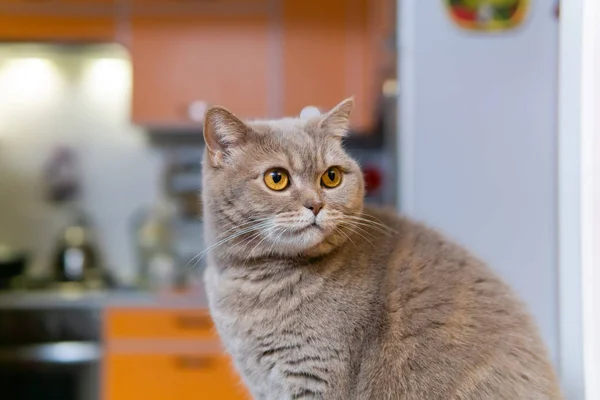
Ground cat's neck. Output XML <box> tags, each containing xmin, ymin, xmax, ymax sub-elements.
<box><xmin>210</xmin><ymin>237</ymin><xmax>350</xmax><ymax>279</ymax></box>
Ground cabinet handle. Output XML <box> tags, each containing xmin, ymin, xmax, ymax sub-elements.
<box><xmin>174</xmin><ymin>355</ymin><xmax>215</xmax><ymax>370</ymax></box>
<box><xmin>174</xmin><ymin>314</ymin><xmax>213</xmax><ymax>330</ymax></box>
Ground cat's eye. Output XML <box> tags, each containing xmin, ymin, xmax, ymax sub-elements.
<box><xmin>264</xmin><ymin>168</ymin><xmax>290</xmax><ymax>191</ymax></box>
<box><xmin>321</xmin><ymin>166</ymin><xmax>343</xmax><ymax>188</ymax></box>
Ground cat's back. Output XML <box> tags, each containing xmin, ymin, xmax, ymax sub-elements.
<box><xmin>357</xmin><ymin>207</ymin><xmax>561</xmax><ymax>399</ymax></box>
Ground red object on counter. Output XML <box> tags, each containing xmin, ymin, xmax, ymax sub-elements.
<box><xmin>363</xmin><ymin>166</ymin><xmax>382</xmax><ymax>195</ymax></box>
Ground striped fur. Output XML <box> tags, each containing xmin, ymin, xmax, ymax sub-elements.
<box><xmin>201</xmin><ymin>100</ymin><xmax>562</xmax><ymax>399</ymax></box>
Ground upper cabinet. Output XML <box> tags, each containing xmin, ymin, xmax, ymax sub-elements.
<box><xmin>129</xmin><ymin>0</ymin><xmax>267</xmax><ymax>6</ymax></box>
<box><xmin>0</xmin><ymin>0</ymin><xmax>393</xmax><ymax>134</ymax></box>
<box><xmin>129</xmin><ymin>0</ymin><xmax>385</xmax><ymax>132</ymax></box>
<box><xmin>282</xmin><ymin>0</ymin><xmax>379</xmax><ymax>132</ymax></box>
<box><xmin>0</xmin><ymin>0</ymin><xmax>117</xmax><ymax>41</ymax></box>
<box><xmin>129</xmin><ymin>10</ymin><xmax>270</xmax><ymax>127</ymax></box>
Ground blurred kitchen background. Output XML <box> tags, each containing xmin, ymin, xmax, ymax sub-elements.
<box><xmin>0</xmin><ymin>1</ymin><xmax>397</xmax><ymax>399</ymax></box>
<box><xmin>0</xmin><ymin>0</ymin><xmax>593</xmax><ymax>399</ymax></box>
<box><xmin>0</xmin><ymin>1</ymin><xmax>397</xmax><ymax>288</ymax></box>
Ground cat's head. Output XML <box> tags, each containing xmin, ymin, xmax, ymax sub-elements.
<box><xmin>202</xmin><ymin>98</ymin><xmax>364</xmax><ymax>259</ymax></box>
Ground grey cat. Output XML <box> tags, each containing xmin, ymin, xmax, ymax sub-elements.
<box><xmin>201</xmin><ymin>98</ymin><xmax>562</xmax><ymax>399</ymax></box>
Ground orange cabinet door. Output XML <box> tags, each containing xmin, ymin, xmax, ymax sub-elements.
<box><xmin>282</xmin><ymin>0</ymin><xmax>379</xmax><ymax>133</ymax></box>
<box><xmin>2</xmin><ymin>0</ymin><xmax>115</xmax><ymax>4</ymax></box>
<box><xmin>0</xmin><ymin>14</ymin><xmax>116</xmax><ymax>41</ymax></box>
<box><xmin>129</xmin><ymin>12</ymin><xmax>270</xmax><ymax>127</ymax></box>
<box><xmin>105</xmin><ymin>308</ymin><xmax>218</xmax><ymax>340</ymax></box>
<box><xmin>105</xmin><ymin>350</ymin><xmax>249</xmax><ymax>400</ymax></box>
<box><xmin>130</xmin><ymin>0</ymin><xmax>267</xmax><ymax>6</ymax></box>
<box><xmin>0</xmin><ymin>0</ymin><xmax>117</xmax><ymax>41</ymax></box>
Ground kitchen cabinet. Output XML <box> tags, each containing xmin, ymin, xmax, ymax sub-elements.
<box><xmin>129</xmin><ymin>0</ymin><xmax>388</xmax><ymax>132</ymax></box>
<box><xmin>59</xmin><ymin>0</ymin><xmax>115</xmax><ymax>4</ymax></box>
<box><xmin>0</xmin><ymin>15</ymin><xmax>116</xmax><ymax>41</ymax></box>
<box><xmin>0</xmin><ymin>0</ymin><xmax>391</xmax><ymax>133</ymax></box>
<box><xmin>130</xmin><ymin>0</ymin><xmax>268</xmax><ymax>7</ymax></box>
<box><xmin>106</xmin><ymin>352</ymin><xmax>247</xmax><ymax>400</ymax></box>
<box><xmin>0</xmin><ymin>0</ymin><xmax>117</xmax><ymax>41</ymax></box>
<box><xmin>129</xmin><ymin>12</ymin><xmax>271</xmax><ymax>126</ymax></box>
<box><xmin>1</xmin><ymin>0</ymin><xmax>115</xmax><ymax>4</ymax></box>
<box><xmin>104</xmin><ymin>307</ymin><xmax>248</xmax><ymax>400</ymax></box>
<box><xmin>281</xmin><ymin>0</ymin><xmax>381</xmax><ymax>132</ymax></box>
<box><xmin>105</xmin><ymin>308</ymin><xmax>216</xmax><ymax>340</ymax></box>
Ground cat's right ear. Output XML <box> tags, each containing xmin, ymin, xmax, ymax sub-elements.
<box><xmin>203</xmin><ymin>107</ymin><xmax>249</xmax><ymax>167</ymax></box>
<box><xmin>319</xmin><ymin>97</ymin><xmax>354</xmax><ymax>139</ymax></box>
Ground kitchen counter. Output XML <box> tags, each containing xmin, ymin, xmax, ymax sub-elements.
<box><xmin>0</xmin><ymin>289</ymin><xmax>209</xmax><ymax>310</ymax></box>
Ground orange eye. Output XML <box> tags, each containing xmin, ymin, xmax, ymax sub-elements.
<box><xmin>321</xmin><ymin>167</ymin><xmax>343</xmax><ymax>188</ymax></box>
<box><xmin>264</xmin><ymin>168</ymin><xmax>289</xmax><ymax>191</ymax></box>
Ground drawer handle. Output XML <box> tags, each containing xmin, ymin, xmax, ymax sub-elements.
<box><xmin>174</xmin><ymin>315</ymin><xmax>212</xmax><ymax>330</ymax></box>
<box><xmin>174</xmin><ymin>355</ymin><xmax>215</xmax><ymax>370</ymax></box>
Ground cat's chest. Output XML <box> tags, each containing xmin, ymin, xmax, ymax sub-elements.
<box><xmin>205</xmin><ymin>265</ymin><xmax>303</xmax><ymax>328</ymax></box>
<box><xmin>204</xmin><ymin>264</ymin><xmax>353</xmax><ymax>398</ymax></box>
<box><xmin>204</xmin><ymin>265</ymin><xmax>328</xmax><ymax>351</ymax></box>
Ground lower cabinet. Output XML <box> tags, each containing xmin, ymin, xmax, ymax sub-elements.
<box><xmin>105</xmin><ymin>350</ymin><xmax>248</xmax><ymax>400</ymax></box>
<box><xmin>104</xmin><ymin>307</ymin><xmax>248</xmax><ymax>400</ymax></box>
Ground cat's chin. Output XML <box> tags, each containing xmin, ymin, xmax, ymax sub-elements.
<box><xmin>273</xmin><ymin>224</ymin><xmax>346</xmax><ymax>257</ymax></box>
<box><xmin>278</xmin><ymin>226</ymin><xmax>327</xmax><ymax>250</ymax></box>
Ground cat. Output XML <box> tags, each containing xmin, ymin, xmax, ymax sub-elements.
<box><xmin>201</xmin><ymin>98</ymin><xmax>562</xmax><ymax>399</ymax></box>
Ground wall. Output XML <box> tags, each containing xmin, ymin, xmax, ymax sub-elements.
<box><xmin>557</xmin><ymin>0</ymin><xmax>585</xmax><ymax>396</ymax></box>
<box><xmin>580</xmin><ymin>0</ymin><xmax>600</xmax><ymax>396</ymax></box>
<box><xmin>0</xmin><ymin>44</ymin><xmax>163</xmax><ymax>283</ymax></box>
<box><xmin>398</xmin><ymin>0</ymin><xmax>559</xmax><ymax>365</ymax></box>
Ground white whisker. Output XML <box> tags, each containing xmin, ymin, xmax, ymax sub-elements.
<box><xmin>248</xmin><ymin>225</ymin><xmax>277</xmax><ymax>257</ymax></box>
<box><xmin>334</xmin><ymin>226</ymin><xmax>358</xmax><ymax>249</ymax></box>
<box><xmin>337</xmin><ymin>220</ymin><xmax>375</xmax><ymax>247</ymax></box>
<box><xmin>216</xmin><ymin>216</ymin><xmax>273</xmax><ymax>239</ymax></box>
<box><xmin>185</xmin><ymin>221</ymin><xmax>272</xmax><ymax>269</ymax></box>
<box><xmin>351</xmin><ymin>214</ymin><xmax>398</xmax><ymax>234</ymax></box>
<box><xmin>268</xmin><ymin>226</ymin><xmax>290</xmax><ymax>256</ymax></box>
<box><xmin>342</xmin><ymin>215</ymin><xmax>397</xmax><ymax>236</ymax></box>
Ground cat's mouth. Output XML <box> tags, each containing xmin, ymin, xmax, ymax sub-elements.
<box><xmin>271</xmin><ymin>212</ymin><xmax>337</xmax><ymax>251</ymax></box>
<box><xmin>293</xmin><ymin>221</ymin><xmax>323</xmax><ymax>233</ymax></box>
<box><xmin>271</xmin><ymin>218</ymin><xmax>340</xmax><ymax>254</ymax></box>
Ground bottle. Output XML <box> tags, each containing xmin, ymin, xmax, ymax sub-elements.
<box><xmin>134</xmin><ymin>196</ymin><xmax>178</xmax><ymax>291</ymax></box>
<box><xmin>53</xmin><ymin>209</ymin><xmax>101</xmax><ymax>286</ymax></box>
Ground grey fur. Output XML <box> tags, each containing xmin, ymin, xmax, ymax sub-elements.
<box><xmin>201</xmin><ymin>99</ymin><xmax>562</xmax><ymax>400</ymax></box>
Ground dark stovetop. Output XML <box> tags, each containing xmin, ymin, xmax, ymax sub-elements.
<box><xmin>0</xmin><ymin>308</ymin><xmax>101</xmax><ymax>346</ymax></box>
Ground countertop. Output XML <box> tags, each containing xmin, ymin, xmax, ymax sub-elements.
<box><xmin>0</xmin><ymin>289</ymin><xmax>209</xmax><ymax>310</ymax></box>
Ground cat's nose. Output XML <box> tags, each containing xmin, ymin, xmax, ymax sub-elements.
<box><xmin>304</xmin><ymin>201</ymin><xmax>323</xmax><ymax>216</ymax></box>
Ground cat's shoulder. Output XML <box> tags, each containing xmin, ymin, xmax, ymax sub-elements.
<box><xmin>362</xmin><ymin>205</ymin><xmax>474</xmax><ymax>260</ymax></box>
<box><xmin>362</xmin><ymin>205</ymin><xmax>441</xmax><ymax>237</ymax></box>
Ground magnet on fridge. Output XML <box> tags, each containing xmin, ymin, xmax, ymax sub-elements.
<box><xmin>444</xmin><ymin>0</ymin><xmax>529</xmax><ymax>32</ymax></box>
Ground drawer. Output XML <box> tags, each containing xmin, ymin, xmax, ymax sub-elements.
<box><xmin>105</xmin><ymin>350</ymin><xmax>249</xmax><ymax>400</ymax></box>
<box><xmin>105</xmin><ymin>308</ymin><xmax>217</xmax><ymax>340</ymax></box>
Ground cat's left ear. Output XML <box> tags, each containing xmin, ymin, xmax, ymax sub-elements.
<box><xmin>203</xmin><ymin>106</ymin><xmax>249</xmax><ymax>167</ymax></box>
<box><xmin>319</xmin><ymin>97</ymin><xmax>354</xmax><ymax>139</ymax></box>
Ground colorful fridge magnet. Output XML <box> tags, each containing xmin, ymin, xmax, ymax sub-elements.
<box><xmin>445</xmin><ymin>0</ymin><xmax>529</xmax><ymax>32</ymax></box>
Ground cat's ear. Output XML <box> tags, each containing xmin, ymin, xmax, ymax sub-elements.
<box><xmin>319</xmin><ymin>97</ymin><xmax>354</xmax><ymax>139</ymax></box>
<box><xmin>203</xmin><ymin>106</ymin><xmax>249</xmax><ymax>167</ymax></box>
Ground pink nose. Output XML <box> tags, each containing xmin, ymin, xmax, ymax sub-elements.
<box><xmin>304</xmin><ymin>201</ymin><xmax>323</xmax><ymax>216</ymax></box>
